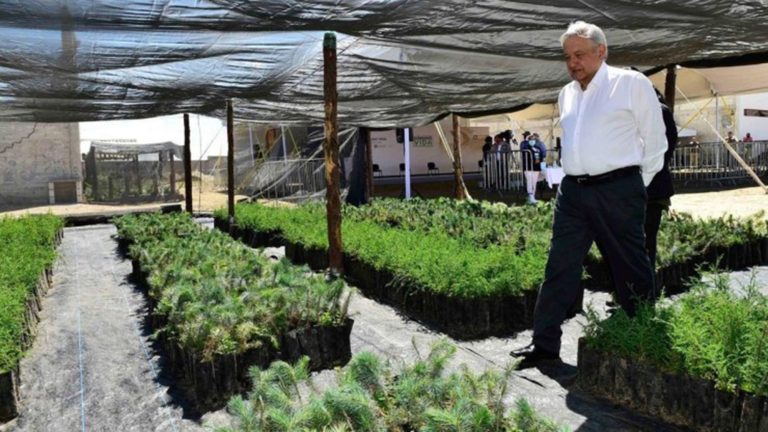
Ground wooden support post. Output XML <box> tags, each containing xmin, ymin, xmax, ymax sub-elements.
<box><xmin>86</xmin><ymin>147</ymin><xmax>98</xmax><ymax>200</ymax></box>
<box><xmin>183</xmin><ymin>114</ymin><xmax>193</xmax><ymax>213</ymax></box>
<box><xmin>134</xmin><ymin>154</ymin><xmax>141</xmax><ymax>195</ymax></box>
<box><xmin>123</xmin><ymin>173</ymin><xmax>130</xmax><ymax>199</ymax></box>
<box><xmin>153</xmin><ymin>151</ymin><xmax>160</xmax><ymax>196</ymax></box>
<box><xmin>664</xmin><ymin>64</ymin><xmax>677</xmax><ymax>114</ymax></box>
<box><xmin>169</xmin><ymin>150</ymin><xmax>176</xmax><ymax>194</ymax></box>
<box><xmin>324</xmin><ymin>32</ymin><xmax>343</xmax><ymax>276</ymax></box>
<box><xmin>452</xmin><ymin>114</ymin><xmax>467</xmax><ymax>200</ymax></box>
<box><xmin>364</xmin><ymin>128</ymin><xmax>374</xmax><ymax>200</ymax></box>
<box><xmin>227</xmin><ymin>99</ymin><xmax>235</xmax><ymax>225</ymax></box>
<box><xmin>721</xmin><ymin>139</ymin><xmax>768</xmax><ymax>193</ymax></box>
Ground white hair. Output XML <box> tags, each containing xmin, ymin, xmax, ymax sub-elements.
<box><xmin>560</xmin><ymin>21</ymin><xmax>608</xmax><ymax>54</ymax></box>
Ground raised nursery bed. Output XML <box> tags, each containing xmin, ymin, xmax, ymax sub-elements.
<box><xmin>584</xmin><ymin>212</ymin><xmax>768</xmax><ymax>295</ymax></box>
<box><xmin>216</xmin><ymin>341</ymin><xmax>564</xmax><ymax>432</ymax></box>
<box><xmin>578</xmin><ymin>273</ymin><xmax>767</xmax><ymax>432</ymax></box>
<box><xmin>131</xmin><ymin>259</ymin><xmax>352</xmax><ymax>410</ymax></box>
<box><xmin>115</xmin><ymin>213</ymin><xmax>353</xmax><ymax>412</ymax></box>
<box><xmin>0</xmin><ymin>216</ymin><xmax>63</xmax><ymax>423</ymax></box>
<box><xmin>584</xmin><ymin>238</ymin><xmax>768</xmax><ymax>295</ymax></box>
<box><xmin>218</xmin><ymin>199</ymin><xmax>768</xmax><ymax>341</ymax></box>
<box><xmin>578</xmin><ymin>340</ymin><xmax>767</xmax><ymax>432</ymax></box>
<box><xmin>216</xmin><ymin>214</ymin><xmax>582</xmax><ymax>340</ymax></box>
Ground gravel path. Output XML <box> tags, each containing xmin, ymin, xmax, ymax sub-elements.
<box><xmin>2</xmin><ymin>225</ymin><xmax>226</xmax><ymax>432</ymax></box>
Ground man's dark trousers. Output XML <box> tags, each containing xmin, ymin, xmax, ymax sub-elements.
<box><xmin>532</xmin><ymin>171</ymin><xmax>656</xmax><ymax>355</ymax></box>
<box><xmin>644</xmin><ymin>201</ymin><xmax>666</xmax><ymax>273</ymax></box>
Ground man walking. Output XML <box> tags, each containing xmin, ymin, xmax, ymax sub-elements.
<box><xmin>512</xmin><ymin>21</ymin><xmax>667</xmax><ymax>368</ymax></box>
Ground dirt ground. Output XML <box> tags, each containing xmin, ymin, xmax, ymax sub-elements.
<box><xmin>0</xmin><ymin>189</ymin><xmax>245</xmax><ymax>218</ymax></box>
<box><xmin>670</xmin><ymin>186</ymin><xmax>767</xmax><ymax>220</ymax></box>
<box><xmin>1</xmin><ymin>184</ymin><xmax>765</xmax><ymax>222</ymax></box>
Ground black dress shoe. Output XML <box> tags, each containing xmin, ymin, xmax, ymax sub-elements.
<box><xmin>509</xmin><ymin>344</ymin><xmax>560</xmax><ymax>369</ymax></box>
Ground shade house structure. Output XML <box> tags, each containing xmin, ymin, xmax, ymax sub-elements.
<box><xmin>3</xmin><ymin>0</ymin><xmax>768</xmax><ymax>268</ymax></box>
<box><xmin>84</xmin><ymin>141</ymin><xmax>185</xmax><ymax>203</ymax></box>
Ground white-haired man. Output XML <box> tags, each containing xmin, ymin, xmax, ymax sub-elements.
<box><xmin>512</xmin><ymin>21</ymin><xmax>667</xmax><ymax>368</ymax></box>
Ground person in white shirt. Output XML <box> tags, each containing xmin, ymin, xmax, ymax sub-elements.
<box><xmin>521</xmin><ymin>132</ymin><xmax>547</xmax><ymax>204</ymax></box>
<box><xmin>512</xmin><ymin>21</ymin><xmax>667</xmax><ymax>368</ymax></box>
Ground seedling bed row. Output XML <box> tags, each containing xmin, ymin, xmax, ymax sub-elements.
<box><xmin>1</xmin><ymin>229</ymin><xmax>63</xmax><ymax>423</ymax></box>
<box><xmin>578</xmin><ymin>339</ymin><xmax>767</xmax><ymax>432</ymax></box>
<box><xmin>219</xmin><ymin>220</ymin><xmax>571</xmax><ymax>340</ymax></box>
<box><xmin>122</xmin><ymin>236</ymin><xmax>353</xmax><ymax>413</ymax></box>
<box><xmin>584</xmin><ymin>238</ymin><xmax>768</xmax><ymax>295</ymax></box>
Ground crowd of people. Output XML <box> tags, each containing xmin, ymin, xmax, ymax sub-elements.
<box><xmin>481</xmin><ymin>130</ymin><xmax>554</xmax><ymax>204</ymax></box>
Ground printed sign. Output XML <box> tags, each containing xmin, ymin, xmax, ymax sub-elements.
<box><xmin>412</xmin><ymin>135</ymin><xmax>434</xmax><ymax>148</ymax></box>
<box><xmin>744</xmin><ymin>109</ymin><xmax>768</xmax><ymax>118</ymax></box>
<box><xmin>370</xmin><ymin>123</ymin><xmax>489</xmax><ymax>176</ymax></box>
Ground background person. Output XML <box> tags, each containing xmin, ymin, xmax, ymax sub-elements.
<box><xmin>482</xmin><ymin>136</ymin><xmax>493</xmax><ymax>154</ymax></box>
<box><xmin>599</xmin><ymin>87</ymin><xmax>678</xmax><ymax>300</ymax></box>
<box><xmin>492</xmin><ymin>134</ymin><xmax>505</xmax><ymax>189</ymax></box>
<box><xmin>521</xmin><ymin>131</ymin><xmax>531</xmax><ymax>145</ymax></box>
<box><xmin>689</xmin><ymin>136</ymin><xmax>700</xmax><ymax>167</ymax></box>
<box><xmin>521</xmin><ymin>132</ymin><xmax>547</xmax><ymax>204</ymax></box>
<box><xmin>501</xmin><ymin>129</ymin><xmax>518</xmax><ymax>147</ymax></box>
<box><xmin>645</xmin><ymin>90</ymin><xmax>678</xmax><ymax>272</ymax></box>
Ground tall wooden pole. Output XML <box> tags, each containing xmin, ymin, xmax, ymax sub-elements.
<box><xmin>133</xmin><ymin>154</ymin><xmax>141</xmax><ymax>195</ymax></box>
<box><xmin>183</xmin><ymin>114</ymin><xmax>193</xmax><ymax>213</ymax></box>
<box><xmin>87</xmin><ymin>148</ymin><xmax>98</xmax><ymax>200</ymax></box>
<box><xmin>664</xmin><ymin>64</ymin><xmax>677</xmax><ymax>114</ymax></box>
<box><xmin>452</xmin><ymin>114</ymin><xmax>467</xmax><ymax>200</ymax></box>
<box><xmin>364</xmin><ymin>128</ymin><xmax>374</xmax><ymax>201</ymax></box>
<box><xmin>227</xmin><ymin>99</ymin><xmax>235</xmax><ymax>224</ymax></box>
<box><xmin>169</xmin><ymin>150</ymin><xmax>176</xmax><ymax>194</ymax></box>
<box><xmin>323</xmin><ymin>32</ymin><xmax>343</xmax><ymax>276</ymax></box>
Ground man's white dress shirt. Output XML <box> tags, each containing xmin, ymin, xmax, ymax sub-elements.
<box><xmin>558</xmin><ymin>62</ymin><xmax>667</xmax><ymax>186</ymax></box>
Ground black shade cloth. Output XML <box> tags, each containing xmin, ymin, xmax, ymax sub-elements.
<box><xmin>0</xmin><ymin>1</ymin><xmax>767</xmax><ymax>126</ymax></box>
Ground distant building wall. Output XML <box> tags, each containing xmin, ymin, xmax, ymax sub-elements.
<box><xmin>0</xmin><ymin>122</ymin><xmax>82</xmax><ymax>206</ymax></box>
<box><xmin>735</xmin><ymin>93</ymin><xmax>768</xmax><ymax>141</ymax></box>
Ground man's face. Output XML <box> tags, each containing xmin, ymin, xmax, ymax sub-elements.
<box><xmin>494</xmin><ymin>137</ymin><xmax>502</xmax><ymax>144</ymax></box>
<box><xmin>563</xmin><ymin>36</ymin><xmax>606</xmax><ymax>86</ymax></box>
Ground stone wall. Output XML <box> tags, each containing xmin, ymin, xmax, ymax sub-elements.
<box><xmin>0</xmin><ymin>122</ymin><xmax>82</xmax><ymax>206</ymax></box>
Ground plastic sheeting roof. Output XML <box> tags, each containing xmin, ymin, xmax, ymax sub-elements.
<box><xmin>1</xmin><ymin>1</ymin><xmax>768</xmax><ymax>127</ymax></box>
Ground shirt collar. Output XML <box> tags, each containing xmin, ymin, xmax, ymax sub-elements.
<box><xmin>574</xmin><ymin>61</ymin><xmax>608</xmax><ymax>93</ymax></box>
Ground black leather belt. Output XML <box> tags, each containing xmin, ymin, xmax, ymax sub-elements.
<box><xmin>566</xmin><ymin>166</ymin><xmax>640</xmax><ymax>186</ymax></box>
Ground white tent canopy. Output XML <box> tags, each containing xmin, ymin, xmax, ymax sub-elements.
<box><xmin>648</xmin><ymin>64</ymin><xmax>768</xmax><ymax>102</ymax></box>
<box><xmin>474</xmin><ymin>62</ymin><xmax>768</xmax><ymax>126</ymax></box>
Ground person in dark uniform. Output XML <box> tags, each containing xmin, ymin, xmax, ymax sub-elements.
<box><xmin>481</xmin><ymin>136</ymin><xmax>493</xmax><ymax>188</ymax></box>
<box><xmin>599</xmin><ymin>87</ymin><xmax>678</xmax><ymax>308</ymax></box>
<box><xmin>482</xmin><ymin>136</ymin><xmax>493</xmax><ymax>154</ymax></box>
<box><xmin>521</xmin><ymin>131</ymin><xmax>531</xmax><ymax>146</ymax></box>
<box><xmin>501</xmin><ymin>129</ymin><xmax>518</xmax><ymax>147</ymax></box>
<box><xmin>645</xmin><ymin>89</ymin><xmax>677</xmax><ymax>271</ymax></box>
<box><xmin>511</xmin><ymin>21</ymin><xmax>666</xmax><ymax>368</ymax></box>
